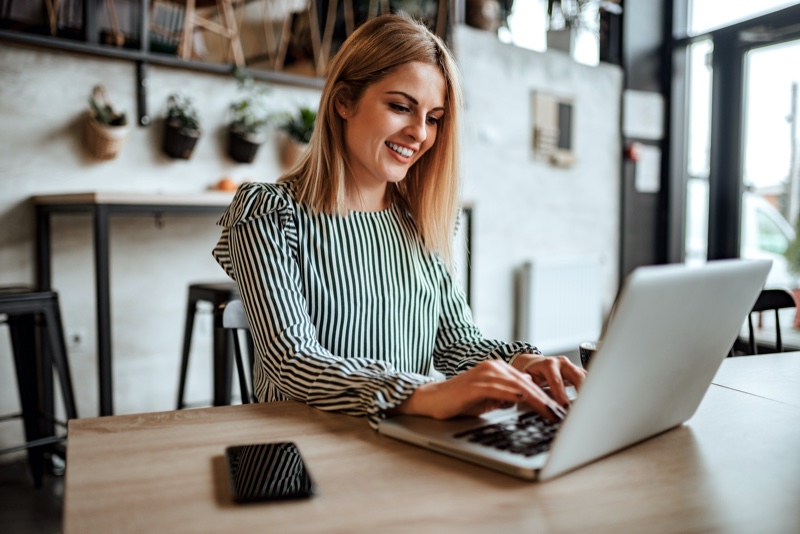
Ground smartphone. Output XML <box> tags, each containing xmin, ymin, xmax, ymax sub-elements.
<box><xmin>225</xmin><ymin>442</ymin><xmax>317</xmax><ymax>503</ymax></box>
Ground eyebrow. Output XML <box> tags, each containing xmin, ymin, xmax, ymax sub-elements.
<box><xmin>386</xmin><ymin>91</ymin><xmax>445</xmax><ymax>113</ymax></box>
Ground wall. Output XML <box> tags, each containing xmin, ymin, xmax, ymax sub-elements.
<box><xmin>0</xmin><ymin>26</ymin><xmax>622</xmax><ymax>452</ymax></box>
<box><xmin>0</xmin><ymin>42</ymin><xmax>321</xmax><ymax>452</ymax></box>
<box><xmin>454</xmin><ymin>26</ymin><xmax>622</xmax><ymax>340</ymax></box>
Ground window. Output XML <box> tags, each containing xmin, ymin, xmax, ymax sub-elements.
<box><xmin>688</xmin><ymin>0</ymin><xmax>800</xmax><ymax>35</ymax></box>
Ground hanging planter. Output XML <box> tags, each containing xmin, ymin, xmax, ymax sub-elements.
<box><xmin>228</xmin><ymin>128</ymin><xmax>265</xmax><ymax>164</ymax></box>
<box><xmin>279</xmin><ymin>135</ymin><xmax>309</xmax><ymax>169</ymax></box>
<box><xmin>227</xmin><ymin>69</ymin><xmax>271</xmax><ymax>163</ymax></box>
<box><xmin>546</xmin><ymin>0</ymin><xmax>590</xmax><ymax>56</ymax></box>
<box><xmin>546</xmin><ymin>27</ymin><xmax>577</xmax><ymax>54</ymax></box>
<box><xmin>277</xmin><ymin>106</ymin><xmax>316</xmax><ymax>169</ymax></box>
<box><xmin>84</xmin><ymin>85</ymin><xmax>129</xmax><ymax>160</ymax></box>
<box><xmin>162</xmin><ymin>93</ymin><xmax>201</xmax><ymax>160</ymax></box>
<box><xmin>465</xmin><ymin>0</ymin><xmax>502</xmax><ymax>32</ymax></box>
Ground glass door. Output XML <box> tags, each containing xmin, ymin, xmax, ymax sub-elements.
<box><xmin>740</xmin><ymin>39</ymin><xmax>800</xmax><ymax>289</ymax></box>
<box><xmin>680</xmin><ymin>5</ymin><xmax>800</xmax><ymax>288</ymax></box>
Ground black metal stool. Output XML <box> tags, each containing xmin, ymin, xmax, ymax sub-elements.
<box><xmin>176</xmin><ymin>282</ymin><xmax>239</xmax><ymax>409</ymax></box>
<box><xmin>0</xmin><ymin>287</ymin><xmax>78</xmax><ymax>488</ymax></box>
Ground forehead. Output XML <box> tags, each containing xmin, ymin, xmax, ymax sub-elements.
<box><xmin>370</xmin><ymin>61</ymin><xmax>446</xmax><ymax>103</ymax></box>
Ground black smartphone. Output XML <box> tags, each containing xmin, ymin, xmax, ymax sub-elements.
<box><xmin>225</xmin><ymin>442</ymin><xmax>317</xmax><ymax>503</ymax></box>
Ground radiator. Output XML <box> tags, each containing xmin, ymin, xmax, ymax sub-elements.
<box><xmin>514</xmin><ymin>257</ymin><xmax>603</xmax><ymax>354</ymax></box>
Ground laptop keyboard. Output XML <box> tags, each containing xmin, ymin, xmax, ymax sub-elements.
<box><xmin>453</xmin><ymin>411</ymin><xmax>561</xmax><ymax>457</ymax></box>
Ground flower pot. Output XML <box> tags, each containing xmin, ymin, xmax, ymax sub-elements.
<box><xmin>228</xmin><ymin>129</ymin><xmax>264</xmax><ymax>164</ymax></box>
<box><xmin>547</xmin><ymin>28</ymin><xmax>577</xmax><ymax>54</ymax></box>
<box><xmin>163</xmin><ymin>120</ymin><xmax>200</xmax><ymax>159</ymax></box>
<box><xmin>85</xmin><ymin>111</ymin><xmax>129</xmax><ymax>160</ymax></box>
<box><xmin>280</xmin><ymin>136</ymin><xmax>308</xmax><ymax>169</ymax></box>
<box><xmin>465</xmin><ymin>0</ymin><xmax>502</xmax><ymax>32</ymax></box>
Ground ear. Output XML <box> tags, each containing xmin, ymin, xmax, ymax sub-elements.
<box><xmin>334</xmin><ymin>97</ymin><xmax>350</xmax><ymax>120</ymax></box>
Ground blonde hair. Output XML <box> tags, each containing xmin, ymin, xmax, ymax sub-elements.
<box><xmin>280</xmin><ymin>14</ymin><xmax>463</xmax><ymax>267</ymax></box>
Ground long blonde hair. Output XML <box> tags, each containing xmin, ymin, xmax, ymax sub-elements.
<box><xmin>280</xmin><ymin>14</ymin><xmax>463</xmax><ymax>267</ymax></box>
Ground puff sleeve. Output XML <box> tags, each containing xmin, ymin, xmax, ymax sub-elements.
<box><xmin>213</xmin><ymin>183</ymin><xmax>435</xmax><ymax>429</ymax></box>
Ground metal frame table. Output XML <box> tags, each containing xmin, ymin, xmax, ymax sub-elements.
<box><xmin>33</xmin><ymin>192</ymin><xmax>234</xmax><ymax>416</ymax></box>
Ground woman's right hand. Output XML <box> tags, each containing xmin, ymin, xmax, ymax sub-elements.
<box><xmin>390</xmin><ymin>360</ymin><xmax>567</xmax><ymax>422</ymax></box>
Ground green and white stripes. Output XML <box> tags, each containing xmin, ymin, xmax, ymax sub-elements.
<box><xmin>214</xmin><ymin>182</ymin><xmax>537</xmax><ymax>428</ymax></box>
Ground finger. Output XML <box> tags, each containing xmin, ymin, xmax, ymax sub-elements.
<box><xmin>462</xmin><ymin>361</ymin><xmax>562</xmax><ymax>419</ymax></box>
<box><xmin>529</xmin><ymin>356</ymin><xmax>586</xmax><ymax>407</ymax></box>
<box><xmin>523</xmin><ymin>357</ymin><xmax>570</xmax><ymax>407</ymax></box>
<box><xmin>495</xmin><ymin>368</ymin><xmax>566</xmax><ymax>422</ymax></box>
<box><xmin>519</xmin><ymin>386</ymin><xmax>566</xmax><ymax>423</ymax></box>
<box><xmin>466</xmin><ymin>381</ymin><xmax>531</xmax><ymax>409</ymax></box>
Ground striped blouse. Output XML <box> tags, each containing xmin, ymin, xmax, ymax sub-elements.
<box><xmin>213</xmin><ymin>181</ymin><xmax>538</xmax><ymax>428</ymax></box>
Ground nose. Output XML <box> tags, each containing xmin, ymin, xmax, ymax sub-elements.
<box><xmin>404</xmin><ymin>114</ymin><xmax>427</xmax><ymax>143</ymax></box>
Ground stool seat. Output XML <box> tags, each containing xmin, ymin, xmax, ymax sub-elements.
<box><xmin>0</xmin><ymin>287</ymin><xmax>78</xmax><ymax>488</ymax></box>
<box><xmin>176</xmin><ymin>281</ymin><xmax>240</xmax><ymax>409</ymax></box>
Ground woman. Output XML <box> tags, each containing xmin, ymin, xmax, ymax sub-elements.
<box><xmin>213</xmin><ymin>14</ymin><xmax>585</xmax><ymax>429</ymax></box>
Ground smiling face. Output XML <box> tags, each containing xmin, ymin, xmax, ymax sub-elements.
<box><xmin>336</xmin><ymin>61</ymin><xmax>446</xmax><ymax>210</ymax></box>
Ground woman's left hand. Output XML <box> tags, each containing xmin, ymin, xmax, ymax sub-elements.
<box><xmin>510</xmin><ymin>353</ymin><xmax>586</xmax><ymax>409</ymax></box>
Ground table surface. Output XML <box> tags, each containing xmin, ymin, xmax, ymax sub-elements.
<box><xmin>32</xmin><ymin>191</ymin><xmax>235</xmax><ymax>206</ymax></box>
<box><xmin>63</xmin><ymin>354</ymin><xmax>800</xmax><ymax>533</ymax></box>
<box><xmin>713</xmin><ymin>352</ymin><xmax>800</xmax><ymax>407</ymax></box>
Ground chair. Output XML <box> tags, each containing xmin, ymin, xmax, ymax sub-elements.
<box><xmin>0</xmin><ymin>287</ymin><xmax>78</xmax><ymax>488</ymax></box>
<box><xmin>149</xmin><ymin>0</ymin><xmax>246</xmax><ymax>66</ymax></box>
<box><xmin>175</xmin><ymin>282</ymin><xmax>239</xmax><ymax>409</ymax></box>
<box><xmin>740</xmin><ymin>288</ymin><xmax>797</xmax><ymax>355</ymax></box>
<box><xmin>216</xmin><ymin>299</ymin><xmax>254</xmax><ymax>403</ymax></box>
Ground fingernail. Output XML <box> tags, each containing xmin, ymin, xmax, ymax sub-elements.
<box><xmin>547</xmin><ymin>404</ymin><xmax>566</xmax><ymax>421</ymax></box>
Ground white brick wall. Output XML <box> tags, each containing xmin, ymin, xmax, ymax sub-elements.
<box><xmin>454</xmin><ymin>25</ymin><xmax>622</xmax><ymax>342</ymax></box>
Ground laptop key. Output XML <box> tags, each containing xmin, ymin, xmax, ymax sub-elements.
<box><xmin>454</xmin><ymin>411</ymin><xmax>561</xmax><ymax>457</ymax></box>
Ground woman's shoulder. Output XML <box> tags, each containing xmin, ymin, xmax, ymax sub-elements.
<box><xmin>217</xmin><ymin>181</ymin><xmax>298</xmax><ymax>228</ymax></box>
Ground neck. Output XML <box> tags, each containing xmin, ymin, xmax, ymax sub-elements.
<box><xmin>346</xmin><ymin>182</ymin><xmax>389</xmax><ymax>212</ymax></box>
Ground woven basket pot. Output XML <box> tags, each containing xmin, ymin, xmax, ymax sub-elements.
<box><xmin>228</xmin><ymin>129</ymin><xmax>263</xmax><ymax>164</ymax></box>
<box><xmin>85</xmin><ymin>111</ymin><xmax>130</xmax><ymax>160</ymax></box>
<box><xmin>163</xmin><ymin>120</ymin><xmax>200</xmax><ymax>159</ymax></box>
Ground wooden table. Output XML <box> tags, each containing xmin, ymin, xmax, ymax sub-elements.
<box><xmin>63</xmin><ymin>354</ymin><xmax>800</xmax><ymax>533</ymax></box>
<box><xmin>713</xmin><ymin>352</ymin><xmax>800</xmax><ymax>407</ymax></box>
<box><xmin>33</xmin><ymin>192</ymin><xmax>234</xmax><ymax>416</ymax></box>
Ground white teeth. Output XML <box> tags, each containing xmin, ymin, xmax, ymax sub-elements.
<box><xmin>387</xmin><ymin>142</ymin><xmax>413</xmax><ymax>158</ymax></box>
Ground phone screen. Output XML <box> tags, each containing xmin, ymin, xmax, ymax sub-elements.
<box><xmin>225</xmin><ymin>442</ymin><xmax>316</xmax><ymax>503</ymax></box>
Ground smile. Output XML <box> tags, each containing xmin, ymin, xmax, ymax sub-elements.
<box><xmin>386</xmin><ymin>142</ymin><xmax>414</xmax><ymax>158</ymax></box>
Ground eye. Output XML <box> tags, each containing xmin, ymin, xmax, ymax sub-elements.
<box><xmin>426</xmin><ymin>115</ymin><xmax>441</xmax><ymax>126</ymax></box>
<box><xmin>389</xmin><ymin>103</ymin><xmax>410</xmax><ymax>113</ymax></box>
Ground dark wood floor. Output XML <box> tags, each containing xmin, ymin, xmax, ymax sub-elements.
<box><xmin>0</xmin><ymin>456</ymin><xmax>63</xmax><ymax>534</ymax></box>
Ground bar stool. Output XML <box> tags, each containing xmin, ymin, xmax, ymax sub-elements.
<box><xmin>176</xmin><ymin>281</ymin><xmax>239</xmax><ymax>409</ymax></box>
<box><xmin>0</xmin><ymin>286</ymin><xmax>78</xmax><ymax>488</ymax></box>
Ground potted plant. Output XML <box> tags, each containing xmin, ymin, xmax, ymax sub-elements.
<box><xmin>228</xmin><ymin>69</ymin><xmax>272</xmax><ymax>163</ymax></box>
<box><xmin>783</xmin><ymin>216</ymin><xmax>800</xmax><ymax>327</ymax></box>
<box><xmin>545</xmin><ymin>0</ymin><xmax>621</xmax><ymax>55</ymax></box>
<box><xmin>163</xmin><ymin>92</ymin><xmax>201</xmax><ymax>159</ymax></box>
<box><xmin>85</xmin><ymin>84</ymin><xmax>129</xmax><ymax>160</ymax></box>
<box><xmin>277</xmin><ymin>106</ymin><xmax>316</xmax><ymax>168</ymax></box>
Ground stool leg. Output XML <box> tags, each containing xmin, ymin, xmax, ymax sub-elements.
<box><xmin>231</xmin><ymin>330</ymin><xmax>250</xmax><ymax>404</ymax></box>
<box><xmin>213</xmin><ymin>322</ymin><xmax>233</xmax><ymax>406</ymax></box>
<box><xmin>245</xmin><ymin>332</ymin><xmax>255</xmax><ymax>402</ymax></box>
<box><xmin>43</xmin><ymin>299</ymin><xmax>78</xmax><ymax>420</ymax></box>
<box><xmin>8</xmin><ymin>315</ymin><xmax>45</xmax><ymax>488</ymax></box>
<box><xmin>176</xmin><ymin>296</ymin><xmax>198</xmax><ymax>409</ymax></box>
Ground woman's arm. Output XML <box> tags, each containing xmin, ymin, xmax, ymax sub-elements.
<box><xmin>419</xmin><ymin>257</ymin><xmax>585</xmax><ymax>419</ymax></box>
<box><xmin>219</xmin><ymin>185</ymin><xmax>434</xmax><ymax>428</ymax></box>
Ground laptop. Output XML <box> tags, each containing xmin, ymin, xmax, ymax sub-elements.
<box><xmin>378</xmin><ymin>259</ymin><xmax>771</xmax><ymax>481</ymax></box>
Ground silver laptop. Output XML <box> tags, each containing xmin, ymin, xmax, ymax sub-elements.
<box><xmin>378</xmin><ymin>259</ymin><xmax>771</xmax><ymax>481</ymax></box>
